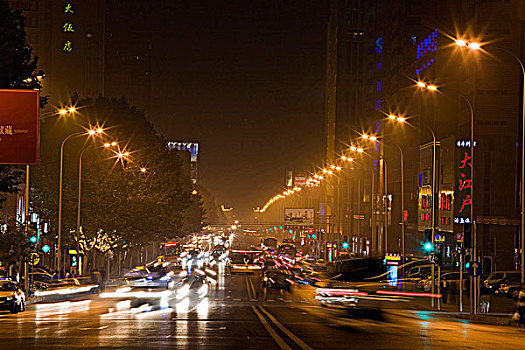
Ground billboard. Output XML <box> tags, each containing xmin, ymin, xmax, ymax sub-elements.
<box><xmin>167</xmin><ymin>141</ymin><xmax>199</xmax><ymax>162</ymax></box>
<box><xmin>284</xmin><ymin>208</ymin><xmax>314</xmax><ymax>226</ymax></box>
<box><xmin>293</xmin><ymin>173</ymin><xmax>307</xmax><ymax>187</ymax></box>
<box><xmin>454</xmin><ymin>141</ymin><xmax>473</xmax><ymax>224</ymax></box>
<box><xmin>0</xmin><ymin>90</ymin><xmax>39</xmax><ymax>164</ymax></box>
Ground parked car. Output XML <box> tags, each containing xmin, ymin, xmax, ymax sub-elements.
<box><xmin>420</xmin><ymin>271</ymin><xmax>469</xmax><ymax>292</ymax></box>
<box><xmin>494</xmin><ymin>274</ymin><xmax>521</xmax><ymax>298</ymax></box>
<box><xmin>483</xmin><ymin>270</ymin><xmax>520</xmax><ymax>288</ymax></box>
<box><xmin>0</xmin><ymin>279</ymin><xmax>25</xmax><ymax>313</ymax></box>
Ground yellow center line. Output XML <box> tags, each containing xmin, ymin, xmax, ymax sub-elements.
<box><xmin>249</xmin><ymin>277</ymin><xmax>257</xmax><ymax>299</ymax></box>
<box><xmin>258</xmin><ymin>306</ymin><xmax>313</xmax><ymax>350</ymax></box>
<box><xmin>252</xmin><ymin>306</ymin><xmax>292</xmax><ymax>350</ymax></box>
<box><xmin>246</xmin><ymin>277</ymin><xmax>253</xmax><ymax>299</ymax></box>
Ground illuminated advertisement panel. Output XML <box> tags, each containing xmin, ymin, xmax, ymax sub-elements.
<box><xmin>0</xmin><ymin>90</ymin><xmax>39</xmax><ymax>164</ymax></box>
<box><xmin>284</xmin><ymin>208</ymin><xmax>314</xmax><ymax>226</ymax></box>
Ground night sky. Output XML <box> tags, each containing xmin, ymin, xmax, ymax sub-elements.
<box><xmin>147</xmin><ymin>1</ymin><xmax>330</xmax><ymax>221</ymax></box>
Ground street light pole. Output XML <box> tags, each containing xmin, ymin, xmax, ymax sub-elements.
<box><xmin>487</xmin><ymin>46</ymin><xmax>525</xmax><ymax>287</ymax></box>
<box><xmin>57</xmin><ymin>128</ymin><xmax>103</xmax><ymax>275</ymax></box>
<box><xmin>57</xmin><ymin>132</ymin><xmax>84</xmax><ymax>275</ymax></box>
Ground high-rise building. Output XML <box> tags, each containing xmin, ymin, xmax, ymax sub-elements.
<box><xmin>9</xmin><ymin>0</ymin><xmax>105</xmax><ymax>108</ymax></box>
<box><xmin>325</xmin><ymin>0</ymin><xmax>522</xmax><ymax>271</ymax></box>
<box><xmin>104</xmin><ymin>0</ymin><xmax>152</xmax><ymax>112</ymax></box>
<box><xmin>167</xmin><ymin>142</ymin><xmax>199</xmax><ymax>184</ymax></box>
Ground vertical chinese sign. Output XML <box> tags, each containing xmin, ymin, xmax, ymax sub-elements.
<box><xmin>454</xmin><ymin>140</ymin><xmax>473</xmax><ymax>225</ymax></box>
<box><xmin>62</xmin><ymin>3</ymin><xmax>75</xmax><ymax>53</ymax></box>
<box><xmin>0</xmin><ymin>90</ymin><xmax>39</xmax><ymax>164</ymax></box>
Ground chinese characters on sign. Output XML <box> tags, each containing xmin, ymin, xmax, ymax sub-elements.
<box><xmin>438</xmin><ymin>190</ymin><xmax>453</xmax><ymax>232</ymax></box>
<box><xmin>454</xmin><ymin>145</ymin><xmax>473</xmax><ymax>224</ymax></box>
<box><xmin>0</xmin><ymin>90</ymin><xmax>39</xmax><ymax>164</ymax></box>
<box><xmin>62</xmin><ymin>4</ymin><xmax>75</xmax><ymax>52</ymax></box>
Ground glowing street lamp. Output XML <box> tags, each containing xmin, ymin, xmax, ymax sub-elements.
<box><xmin>455</xmin><ymin>36</ymin><xmax>525</xmax><ymax>286</ymax></box>
<box><xmin>57</xmin><ymin>127</ymin><xmax>104</xmax><ymax>274</ymax></box>
<box><xmin>76</xmin><ymin>140</ymin><xmax>118</xmax><ymax>274</ymax></box>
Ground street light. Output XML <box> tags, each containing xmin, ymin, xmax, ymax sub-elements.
<box><xmin>347</xmin><ymin>147</ymin><xmax>376</xmax><ymax>255</ymax></box>
<box><xmin>76</xmin><ymin>141</ymin><xmax>118</xmax><ymax>274</ymax></box>
<box><xmin>417</xmin><ymin>80</ymin><xmax>471</xmax><ymax>310</ymax></box>
<box><xmin>455</xmin><ymin>38</ymin><xmax>525</xmax><ymax>286</ymax></box>
<box><xmin>57</xmin><ymin>127</ymin><xmax>104</xmax><ymax>274</ymax></box>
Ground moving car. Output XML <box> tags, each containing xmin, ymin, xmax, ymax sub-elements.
<box><xmin>0</xmin><ymin>279</ymin><xmax>25</xmax><ymax>314</ymax></box>
<box><xmin>229</xmin><ymin>250</ymin><xmax>262</xmax><ymax>273</ymax></box>
<box><xmin>277</xmin><ymin>243</ymin><xmax>297</xmax><ymax>260</ymax></box>
<box><xmin>262</xmin><ymin>269</ymin><xmax>294</xmax><ymax>291</ymax></box>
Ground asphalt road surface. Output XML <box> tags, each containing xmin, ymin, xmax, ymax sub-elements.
<box><xmin>0</xmin><ymin>271</ymin><xmax>524</xmax><ymax>349</ymax></box>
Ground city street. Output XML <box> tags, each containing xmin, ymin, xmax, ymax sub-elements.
<box><xmin>0</xmin><ymin>272</ymin><xmax>523</xmax><ymax>349</ymax></box>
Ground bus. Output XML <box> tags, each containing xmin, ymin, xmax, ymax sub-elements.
<box><xmin>160</xmin><ymin>242</ymin><xmax>181</xmax><ymax>262</ymax></box>
<box><xmin>229</xmin><ymin>249</ymin><xmax>263</xmax><ymax>273</ymax></box>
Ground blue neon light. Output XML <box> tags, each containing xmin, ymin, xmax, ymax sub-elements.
<box><xmin>375</xmin><ymin>37</ymin><xmax>383</xmax><ymax>53</ymax></box>
<box><xmin>416</xmin><ymin>29</ymin><xmax>437</xmax><ymax>59</ymax></box>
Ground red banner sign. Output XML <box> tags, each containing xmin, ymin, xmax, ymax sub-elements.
<box><xmin>0</xmin><ymin>90</ymin><xmax>39</xmax><ymax>164</ymax></box>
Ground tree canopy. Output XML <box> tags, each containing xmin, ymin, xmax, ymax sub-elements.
<box><xmin>32</xmin><ymin>96</ymin><xmax>199</xmax><ymax>255</ymax></box>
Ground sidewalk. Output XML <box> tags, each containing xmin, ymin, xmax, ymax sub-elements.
<box><xmin>410</xmin><ymin>294</ymin><xmax>518</xmax><ymax>327</ymax></box>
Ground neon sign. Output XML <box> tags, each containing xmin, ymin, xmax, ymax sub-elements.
<box><xmin>416</xmin><ymin>29</ymin><xmax>437</xmax><ymax>59</ymax></box>
<box><xmin>415</xmin><ymin>29</ymin><xmax>437</xmax><ymax>74</ymax></box>
<box><xmin>454</xmin><ymin>143</ymin><xmax>472</xmax><ymax>224</ymax></box>
<box><xmin>456</xmin><ymin>140</ymin><xmax>477</xmax><ymax>147</ymax></box>
<box><xmin>62</xmin><ymin>3</ymin><xmax>75</xmax><ymax>53</ymax></box>
<box><xmin>63</xmin><ymin>41</ymin><xmax>73</xmax><ymax>52</ymax></box>
<box><xmin>64</xmin><ymin>3</ymin><xmax>74</xmax><ymax>13</ymax></box>
<box><xmin>63</xmin><ymin>23</ymin><xmax>75</xmax><ymax>32</ymax></box>
<box><xmin>375</xmin><ymin>37</ymin><xmax>383</xmax><ymax>53</ymax></box>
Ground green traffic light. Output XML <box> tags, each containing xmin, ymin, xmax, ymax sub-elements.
<box><xmin>29</xmin><ymin>236</ymin><xmax>37</xmax><ymax>244</ymax></box>
<box><xmin>424</xmin><ymin>242</ymin><xmax>433</xmax><ymax>251</ymax></box>
<box><xmin>465</xmin><ymin>262</ymin><xmax>470</xmax><ymax>269</ymax></box>
<box><xmin>342</xmin><ymin>242</ymin><xmax>349</xmax><ymax>249</ymax></box>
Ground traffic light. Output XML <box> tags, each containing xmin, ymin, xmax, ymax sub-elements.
<box><xmin>423</xmin><ymin>229</ymin><xmax>433</xmax><ymax>252</ymax></box>
<box><xmin>342</xmin><ymin>242</ymin><xmax>349</xmax><ymax>249</ymax></box>
<box><xmin>463</xmin><ymin>223</ymin><xmax>472</xmax><ymax>248</ymax></box>
<box><xmin>29</xmin><ymin>235</ymin><xmax>37</xmax><ymax>244</ymax></box>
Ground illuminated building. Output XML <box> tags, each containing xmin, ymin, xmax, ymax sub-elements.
<box><xmin>325</xmin><ymin>0</ymin><xmax>521</xmax><ymax>271</ymax></box>
<box><xmin>167</xmin><ymin>142</ymin><xmax>199</xmax><ymax>184</ymax></box>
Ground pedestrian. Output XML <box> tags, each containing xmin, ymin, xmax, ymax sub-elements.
<box><xmin>449</xmin><ymin>281</ymin><xmax>457</xmax><ymax>305</ymax></box>
<box><xmin>518</xmin><ymin>286</ymin><xmax>525</xmax><ymax>331</ymax></box>
<box><xmin>441</xmin><ymin>280</ymin><xmax>448</xmax><ymax>304</ymax></box>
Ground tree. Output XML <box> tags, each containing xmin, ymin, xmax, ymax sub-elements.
<box><xmin>0</xmin><ymin>1</ymin><xmax>45</xmax><ymax>207</ymax></box>
<box><xmin>0</xmin><ymin>0</ymin><xmax>42</xmax><ymax>91</ymax></box>
<box><xmin>0</xmin><ymin>217</ymin><xmax>35</xmax><ymax>269</ymax></box>
<box><xmin>32</xmin><ymin>96</ymin><xmax>197</xmax><ymax>270</ymax></box>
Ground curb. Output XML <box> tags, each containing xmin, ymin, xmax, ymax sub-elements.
<box><xmin>454</xmin><ymin>313</ymin><xmax>518</xmax><ymax>327</ymax></box>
